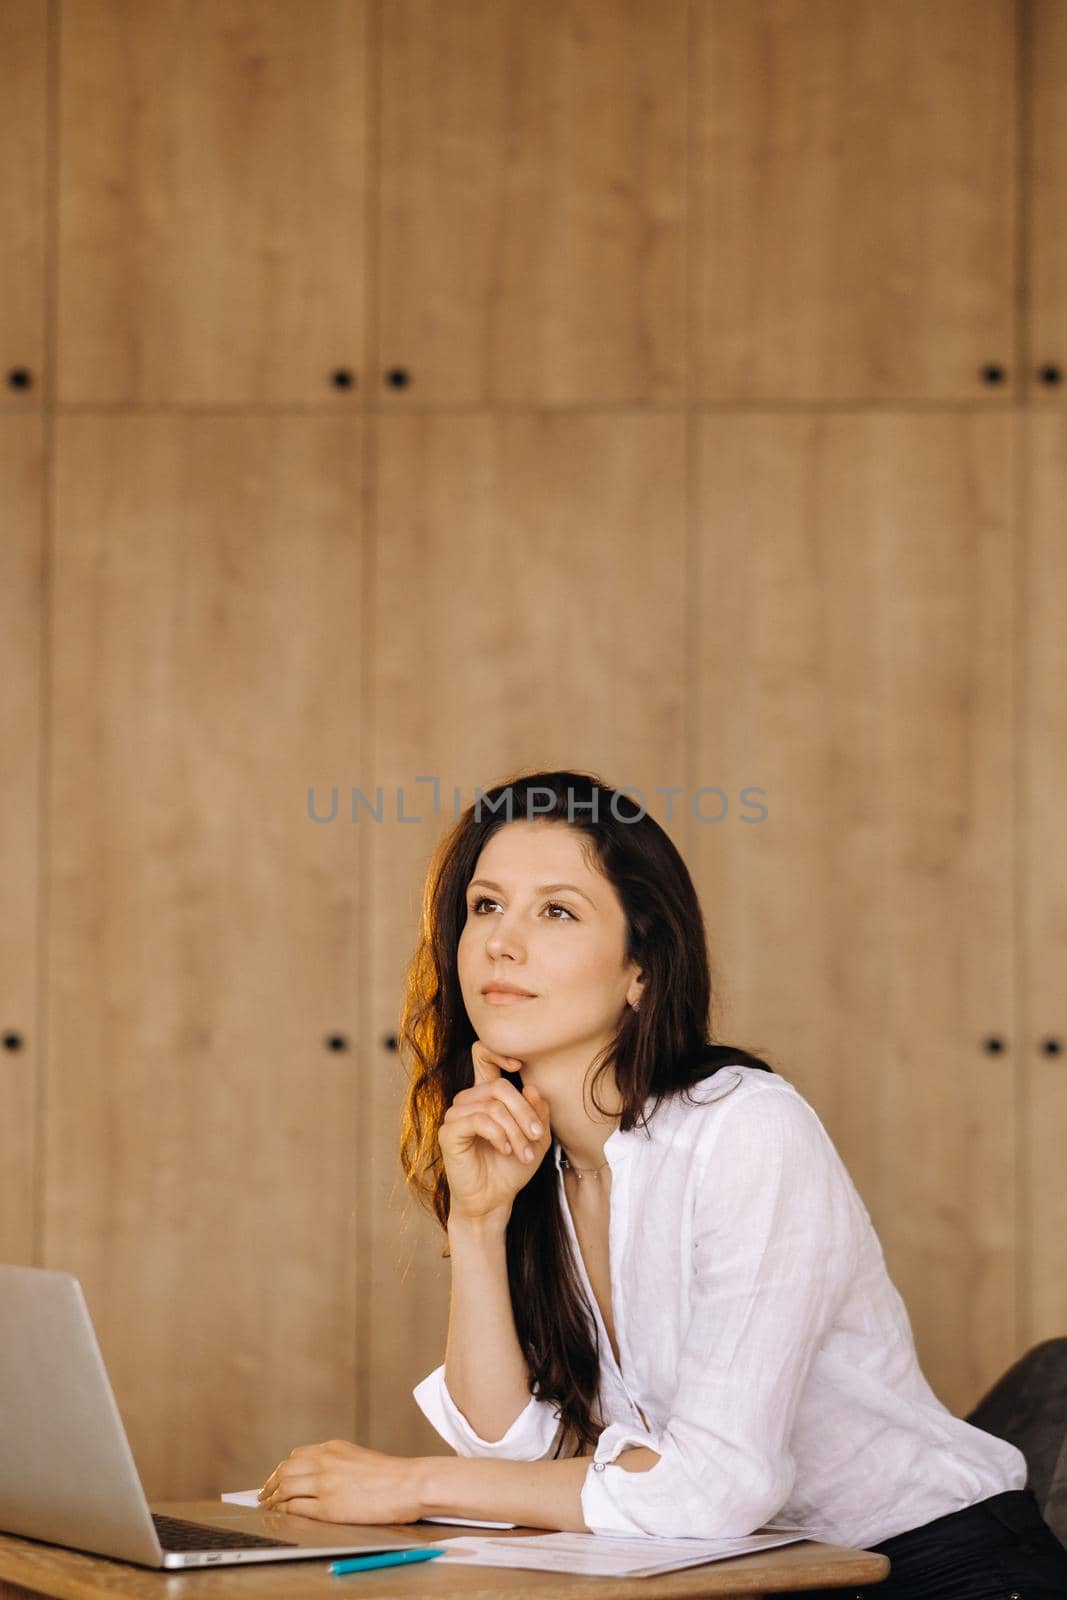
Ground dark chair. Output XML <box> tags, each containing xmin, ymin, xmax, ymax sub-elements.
<box><xmin>965</xmin><ymin>1337</ymin><xmax>1067</xmax><ymax>1550</ymax></box>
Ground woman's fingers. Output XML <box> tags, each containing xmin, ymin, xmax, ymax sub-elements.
<box><xmin>500</xmin><ymin>1079</ymin><xmax>543</xmax><ymax>1137</ymax></box>
<box><xmin>261</xmin><ymin>1471</ymin><xmax>318</xmax><ymax>1509</ymax></box>
<box><xmin>445</xmin><ymin>1104</ymin><xmax>540</xmax><ymax>1162</ymax></box>
<box><xmin>454</xmin><ymin>1079</ymin><xmax>544</xmax><ymax>1146</ymax></box>
<box><xmin>444</xmin><ymin>1050</ymin><xmax>552</xmax><ymax>1196</ymax></box>
<box><xmin>471</xmin><ymin>1042</ymin><xmax>513</xmax><ymax>1084</ymax></box>
<box><xmin>259</xmin><ymin>1445</ymin><xmax>316</xmax><ymax>1503</ymax></box>
<box><xmin>475</xmin><ymin>1097</ymin><xmax>541</xmax><ymax>1158</ymax></box>
<box><xmin>466</xmin><ymin>1108</ymin><xmax>536</xmax><ymax>1160</ymax></box>
<box><xmin>274</xmin><ymin>1498</ymin><xmax>318</xmax><ymax>1518</ymax></box>
<box><xmin>442</xmin><ymin>1106</ymin><xmax>506</xmax><ymax>1156</ymax></box>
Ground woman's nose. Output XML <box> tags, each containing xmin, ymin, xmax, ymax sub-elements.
<box><xmin>485</xmin><ymin>919</ymin><xmax>524</xmax><ymax>954</ymax></box>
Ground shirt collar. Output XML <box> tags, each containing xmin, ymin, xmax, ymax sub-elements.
<box><xmin>552</xmin><ymin>1119</ymin><xmax>635</xmax><ymax>1175</ymax></box>
<box><xmin>550</xmin><ymin>1066</ymin><xmax>744</xmax><ymax>1173</ymax></box>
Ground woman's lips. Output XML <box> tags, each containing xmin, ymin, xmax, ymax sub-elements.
<box><xmin>482</xmin><ymin>991</ymin><xmax>536</xmax><ymax>1005</ymax></box>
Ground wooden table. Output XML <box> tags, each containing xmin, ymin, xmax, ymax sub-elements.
<box><xmin>0</xmin><ymin>1502</ymin><xmax>890</xmax><ymax>1599</ymax></box>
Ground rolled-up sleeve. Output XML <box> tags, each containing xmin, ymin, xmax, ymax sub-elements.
<box><xmin>580</xmin><ymin>1088</ymin><xmax>857</xmax><ymax>1538</ymax></box>
<box><xmin>412</xmin><ymin>1363</ymin><xmax>564</xmax><ymax>1460</ymax></box>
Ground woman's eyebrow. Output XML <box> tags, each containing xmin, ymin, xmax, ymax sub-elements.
<box><xmin>468</xmin><ymin>878</ymin><xmax>597</xmax><ymax>909</ymax></box>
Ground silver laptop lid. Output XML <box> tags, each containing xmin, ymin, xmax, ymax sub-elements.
<box><xmin>0</xmin><ymin>1265</ymin><xmax>434</xmax><ymax>1569</ymax></box>
<box><xmin>0</xmin><ymin>1265</ymin><xmax>164</xmax><ymax>1566</ymax></box>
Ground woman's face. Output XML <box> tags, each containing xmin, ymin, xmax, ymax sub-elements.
<box><xmin>457</xmin><ymin>820</ymin><xmax>643</xmax><ymax>1076</ymax></box>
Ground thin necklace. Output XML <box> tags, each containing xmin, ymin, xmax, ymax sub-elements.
<box><xmin>559</xmin><ymin>1000</ymin><xmax>639</xmax><ymax>1179</ymax></box>
<box><xmin>559</xmin><ymin>1148</ymin><xmax>610</xmax><ymax>1179</ymax></box>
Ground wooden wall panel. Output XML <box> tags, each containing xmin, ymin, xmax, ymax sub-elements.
<box><xmin>1028</xmin><ymin>0</ymin><xmax>1067</xmax><ymax>400</ymax></box>
<box><xmin>46</xmin><ymin>415</ymin><xmax>366</xmax><ymax>1498</ymax></box>
<box><xmin>1022</xmin><ymin>413</ymin><xmax>1067</xmax><ymax>1347</ymax></box>
<box><xmin>691</xmin><ymin>412</ymin><xmax>1017</xmax><ymax>1415</ymax></box>
<box><xmin>0</xmin><ymin>0</ymin><xmax>1048</xmax><ymax>1475</ymax></box>
<box><xmin>364</xmin><ymin>412</ymin><xmax>688</xmax><ymax>1453</ymax></box>
<box><xmin>691</xmin><ymin>0</ymin><xmax>1017</xmax><ymax>402</ymax></box>
<box><xmin>0</xmin><ymin>0</ymin><xmax>47</xmax><ymax>401</ymax></box>
<box><xmin>0</xmin><ymin>416</ymin><xmax>45</xmax><ymax>1266</ymax></box>
<box><xmin>57</xmin><ymin>0</ymin><xmax>367</xmax><ymax>406</ymax></box>
<box><xmin>378</xmin><ymin>0</ymin><xmax>687</xmax><ymax>406</ymax></box>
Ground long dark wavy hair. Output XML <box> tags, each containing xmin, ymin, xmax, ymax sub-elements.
<box><xmin>398</xmin><ymin>769</ymin><xmax>780</xmax><ymax>1458</ymax></box>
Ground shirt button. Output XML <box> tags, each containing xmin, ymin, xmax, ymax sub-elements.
<box><xmin>593</xmin><ymin>1462</ymin><xmax>606</xmax><ymax>1472</ymax></box>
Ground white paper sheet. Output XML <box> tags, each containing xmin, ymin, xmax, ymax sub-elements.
<box><xmin>434</xmin><ymin>1529</ymin><xmax>809</xmax><ymax>1577</ymax></box>
<box><xmin>220</xmin><ymin>1489</ymin><xmax>515</xmax><ymax>1529</ymax></box>
<box><xmin>417</xmin><ymin>1515</ymin><xmax>518</xmax><ymax>1528</ymax></box>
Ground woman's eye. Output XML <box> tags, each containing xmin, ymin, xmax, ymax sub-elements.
<box><xmin>469</xmin><ymin>897</ymin><xmax>575</xmax><ymax>921</ymax></box>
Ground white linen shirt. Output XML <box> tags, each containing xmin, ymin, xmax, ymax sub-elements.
<box><xmin>412</xmin><ymin>1065</ymin><xmax>1026</xmax><ymax>1547</ymax></box>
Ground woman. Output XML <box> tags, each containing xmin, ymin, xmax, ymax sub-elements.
<box><xmin>258</xmin><ymin>770</ymin><xmax>1067</xmax><ymax>1598</ymax></box>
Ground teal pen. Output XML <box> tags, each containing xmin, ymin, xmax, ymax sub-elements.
<box><xmin>329</xmin><ymin>1547</ymin><xmax>447</xmax><ymax>1576</ymax></box>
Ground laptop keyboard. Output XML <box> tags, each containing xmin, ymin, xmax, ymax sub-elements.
<box><xmin>151</xmin><ymin>1512</ymin><xmax>298</xmax><ymax>1551</ymax></box>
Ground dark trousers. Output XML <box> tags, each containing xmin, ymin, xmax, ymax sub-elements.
<box><xmin>765</xmin><ymin>1489</ymin><xmax>1067</xmax><ymax>1599</ymax></box>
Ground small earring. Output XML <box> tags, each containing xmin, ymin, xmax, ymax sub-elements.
<box><xmin>631</xmin><ymin>999</ymin><xmax>641</xmax><ymax>1012</ymax></box>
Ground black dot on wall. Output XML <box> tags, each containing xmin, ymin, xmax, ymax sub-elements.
<box><xmin>325</xmin><ymin>1033</ymin><xmax>349</xmax><ymax>1051</ymax></box>
<box><xmin>6</xmin><ymin>369</ymin><xmax>32</xmax><ymax>390</ymax></box>
<box><xmin>331</xmin><ymin>369</ymin><xmax>355</xmax><ymax>389</ymax></box>
<box><xmin>1038</xmin><ymin>365</ymin><xmax>1063</xmax><ymax>386</ymax></box>
<box><xmin>980</xmin><ymin>364</ymin><xmax>1006</xmax><ymax>385</ymax></box>
<box><xmin>385</xmin><ymin>368</ymin><xmax>411</xmax><ymax>389</ymax></box>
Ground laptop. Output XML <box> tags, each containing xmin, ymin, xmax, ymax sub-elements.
<box><xmin>0</xmin><ymin>1264</ymin><xmax>435</xmax><ymax>1568</ymax></box>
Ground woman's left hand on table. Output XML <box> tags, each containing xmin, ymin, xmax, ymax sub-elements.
<box><xmin>257</xmin><ymin>1440</ymin><xmax>424</xmax><ymax>1525</ymax></box>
